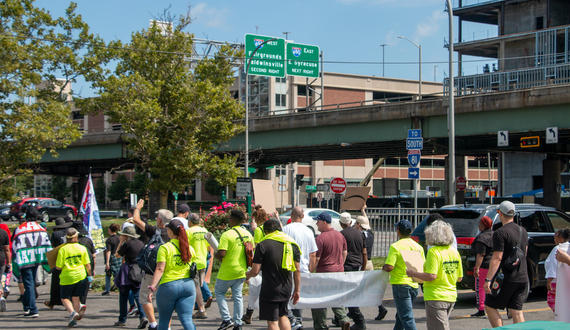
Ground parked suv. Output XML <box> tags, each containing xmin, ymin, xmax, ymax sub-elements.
<box><xmin>11</xmin><ymin>197</ymin><xmax>77</xmax><ymax>222</ymax></box>
<box><xmin>410</xmin><ymin>203</ymin><xmax>569</xmax><ymax>290</ymax></box>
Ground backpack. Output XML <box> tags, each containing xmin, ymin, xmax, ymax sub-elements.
<box><xmin>136</xmin><ymin>229</ymin><xmax>165</xmax><ymax>275</ymax></box>
<box><xmin>233</xmin><ymin>228</ymin><xmax>254</xmax><ymax>268</ymax></box>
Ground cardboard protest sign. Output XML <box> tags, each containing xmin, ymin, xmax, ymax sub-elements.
<box><xmin>340</xmin><ymin>186</ymin><xmax>370</xmax><ymax>211</ymax></box>
<box><xmin>400</xmin><ymin>250</ymin><xmax>425</xmax><ymax>283</ymax></box>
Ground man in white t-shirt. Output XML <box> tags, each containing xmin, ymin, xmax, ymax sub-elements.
<box><xmin>172</xmin><ymin>204</ymin><xmax>190</xmax><ymax>229</ymax></box>
<box><xmin>283</xmin><ymin>206</ymin><xmax>318</xmax><ymax>328</ymax></box>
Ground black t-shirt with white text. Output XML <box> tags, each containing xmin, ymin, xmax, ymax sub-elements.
<box><xmin>0</xmin><ymin>229</ymin><xmax>8</xmax><ymax>265</ymax></box>
<box><xmin>252</xmin><ymin>239</ymin><xmax>301</xmax><ymax>302</ymax></box>
<box><xmin>492</xmin><ymin>221</ymin><xmax>528</xmax><ymax>283</ymax></box>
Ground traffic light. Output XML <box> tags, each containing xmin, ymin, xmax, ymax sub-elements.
<box><xmin>520</xmin><ymin>136</ymin><xmax>540</xmax><ymax>148</ymax></box>
<box><xmin>295</xmin><ymin>174</ymin><xmax>305</xmax><ymax>187</ymax></box>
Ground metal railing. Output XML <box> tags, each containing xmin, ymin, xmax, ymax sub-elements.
<box><xmin>452</xmin><ymin>0</ymin><xmax>504</xmax><ymax>9</ymax></box>
<box><xmin>250</xmin><ymin>92</ymin><xmax>443</xmax><ymax>118</ymax></box>
<box><xmin>366</xmin><ymin>207</ymin><xmax>431</xmax><ymax>257</ymax></box>
<box><xmin>444</xmin><ymin>63</ymin><xmax>570</xmax><ymax>96</ymax></box>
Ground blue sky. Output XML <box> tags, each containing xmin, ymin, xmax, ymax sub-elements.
<box><xmin>37</xmin><ymin>0</ymin><xmax>496</xmax><ymax>93</ymax></box>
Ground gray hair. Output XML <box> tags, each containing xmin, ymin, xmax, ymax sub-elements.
<box><xmin>157</xmin><ymin>209</ymin><xmax>173</xmax><ymax>223</ymax></box>
<box><xmin>190</xmin><ymin>213</ymin><xmax>200</xmax><ymax>225</ymax></box>
<box><xmin>425</xmin><ymin>220</ymin><xmax>454</xmax><ymax>246</ymax></box>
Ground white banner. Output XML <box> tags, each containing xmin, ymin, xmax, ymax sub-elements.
<box><xmin>249</xmin><ymin>270</ymin><xmax>389</xmax><ymax>309</ymax></box>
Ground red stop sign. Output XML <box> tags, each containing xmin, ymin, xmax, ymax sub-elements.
<box><xmin>457</xmin><ymin>177</ymin><xmax>467</xmax><ymax>191</ymax></box>
<box><xmin>330</xmin><ymin>177</ymin><xmax>347</xmax><ymax>194</ymax></box>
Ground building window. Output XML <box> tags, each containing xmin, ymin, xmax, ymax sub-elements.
<box><xmin>275</xmin><ymin>77</ymin><xmax>286</xmax><ymax>83</ymax></box>
<box><xmin>536</xmin><ymin>16</ymin><xmax>544</xmax><ymax>30</ymax></box>
<box><xmin>72</xmin><ymin>111</ymin><xmax>83</xmax><ymax>120</ymax></box>
<box><xmin>275</xmin><ymin>94</ymin><xmax>286</xmax><ymax>107</ymax></box>
<box><xmin>297</xmin><ymin>85</ymin><xmax>312</xmax><ymax>96</ymax></box>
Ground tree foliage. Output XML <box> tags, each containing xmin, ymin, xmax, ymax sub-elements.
<box><xmin>205</xmin><ymin>176</ymin><xmax>224</xmax><ymax>197</ymax></box>
<box><xmin>50</xmin><ymin>175</ymin><xmax>70</xmax><ymax>202</ymax></box>
<box><xmin>81</xmin><ymin>11</ymin><xmax>245</xmax><ymax>208</ymax></box>
<box><xmin>108</xmin><ymin>174</ymin><xmax>129</xmax><ymax>202</ymax></box>
<box><xmin>129</xmin><ymin>172</ymin><xmax>149</xmax><ymax>199</ymax></box>
<box><xmin>94</xmin><ymin>177</ymin><xmax>106</xmax><ymax>206</ymax></box>
<box><xmin>0</xmin><ymin>1</ymin><xmax>103</xmax><ymax>200</ymax></box>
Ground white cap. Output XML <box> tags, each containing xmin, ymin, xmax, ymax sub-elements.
<box><xmin>339</xmin><ymin>212</ymin><xmax>352</xmax><ymax>224</ymax></box>
<box><xmin>355</xmin><ymin>216</ymin><xmax>370</xmax><ymax>230</ymax></box>
<box><xmin>498</xmin><ymin>201</ymin><xmax>516</xmax><ymax>216</ymax></box>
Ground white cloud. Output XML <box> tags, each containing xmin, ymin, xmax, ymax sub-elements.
<box><xmin>415</xmin><ymin>10</ymin><xmax>447</xmax><ymax>38</ymax></box>
<box><xmin>192</xmin><ymin>3</ymin><xmax>229</xmax><ymax>28</ymax></box>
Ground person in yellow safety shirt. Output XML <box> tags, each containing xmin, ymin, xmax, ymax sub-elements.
<box><xmin>382</xmin><ymin>219</ymin><xmax>425</xmax><ymax>330</ymax></box>
<box><xmin>187</xmin><ymin>213</ymin><xmax>212</xmax><ymax>319</ymax></box>
<box><xmin>407</xmin><ymin>220</ymin><xmax>463</xmax><ymax>330</ymax></box>
<box><xmin>148</xmin><ymin>220</ymin><xmax>196</xmax><ymax>330</ymax></box>
<box><xmin>56</xmin><ymin>228</ymin><xmax>92</xmax><ymax>328</ymax></box>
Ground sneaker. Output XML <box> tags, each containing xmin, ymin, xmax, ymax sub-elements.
<box><xmin>217</xmin><ymin>320</ymin><xmax>234</xmax><ymax>330</ymax></box>
<box><xmin>193</xmin><ymin>310</ymin><xmax>208</xmax><ymax>319</ymax></box>
<box><xmin>0</xmin><ymin>297</ymin><xmax>6</xmax><ymax>312</ymax></box>
<box><xmin>102</xmin><ymin>291</ymin><xmax>110</xmax><ymax>296</ymax></box>
<box><xmin>114</xmin><ymin>321</ymin><xmax>126</xmax><ymax>327</ymax></box>
<box><xmin>138</xmin><ymin>317</ymin><xmax>149</xmax><ymax>329</ymax></box>
<box><xmin>291</xmin><ymin>322</ymin><xmax>303</xmax><ymax>330</ymax></box>
<box><xmin>204</xmin><ymin>296</ymin><xmax>213</xmax><ymax>309</ymax></box>
<box><xmin>44</xmin><ymin>300</ymin><xmax>54</xmax><ymax>310</ymax></box>
<box><xmin>77</xmin><ymin>304</ymin><xmax>87</xmax><ymax>320</ymax></box>
<box><xmin>127</xmin><ymin>306</ymin><xmax>138</xmax><ymax>317</ymax></box>
<box><xmin>148</xmin><ymin>325</ymin><xmax>158</xmax><ymax>330</ymax></box>
<box><xmin>471</xmin><ymin>310</ymin><xmax>486</xmax><ymax>318</ymax></box>
<box><xmin>233</xmin><ymin>326</ymin><xmax>242</xmax><ymax>330</ymax></box>
<box><xmin>242</xmin><ymin>307</ymin><xmax>254</xmax><ymax>324</ymax></box>
<box><xmin>24</xmin><ymin>311</ymin><xmax>39</xmax><ymax>318</ymax></box>
<box><xmin>68</xmin><ymin>311</ymin><xmax>79</xmax><ymax>327</ymax></box>
<box><xmin>375</xmin><ymin>305</ymin><xmax>388</xmax><ymax>321</ymax></box>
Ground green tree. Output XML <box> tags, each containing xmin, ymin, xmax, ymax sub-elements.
<box><xmin>129</xmin><ymin>172</ymin><xmax>149</xmax><ymax>199</ymax></box>
<box><xmin>94</xmin><ymin>177</ymin><xmax>106</xmax><ymax>207</ymax></box>
<box><xmin>50</xmin><ymin>175</ymin><xmax>70</xmax><ymax>202</ymax></box>
<box><xmin>108</xmin><ymin>174</ymin><xmax>129</xmax><ymax>202</ymax></box>
<box><xmin>205</xmin><ymin>176</ymin><xmax>224</xmax><ymax>197</ymax></box>
<box><xmin>0</xmin><ymin>1</ymin><xmax>104</xmax><ymax>200</ymax></box>
<box><xmin>81</xmin><ymin>12</ymin><xmax>244</xmax><ymax>208</ymax></box>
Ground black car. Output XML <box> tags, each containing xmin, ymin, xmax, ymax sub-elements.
<box><xmin>410</xmin><ymin>203</ymin><xmax>569</xmax><ymax>290</ymax></box>
<box><xmin>0</xmin><ymin>204</ymin><xmax>11</xmax><ymax>221</ymax></box>
<box><xmin>20</xmin><ymin>198</ymin><xmax>76</xmax><ymax>222</ymax></box>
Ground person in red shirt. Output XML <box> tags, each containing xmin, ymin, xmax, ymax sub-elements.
<box><xmin>310</xmin><ymin>212</ymin><xmax>351</xmax><ymax>330</ymax></box>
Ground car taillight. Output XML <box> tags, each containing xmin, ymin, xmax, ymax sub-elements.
<box><xmin>411</xmin><ymin>236</ymin><xmax>419</xmax><ymax>243</ymax></box>
<box><xmin>457</xmin><ymin>237</ymin><xmax>475</xmax><ymax>245</ymax></box>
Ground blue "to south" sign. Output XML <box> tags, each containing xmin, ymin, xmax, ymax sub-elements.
<box><xmin>406</xmin><ymin>138</ymin><xmax>423</xmax><ymax>150</ymax></box>
<box><xmin>408</xmin><ymin>129</ymin><xmax>421</xmax><ymax>138</ymax></box>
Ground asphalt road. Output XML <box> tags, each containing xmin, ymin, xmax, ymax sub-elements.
<box><xmin>0</xmin><ymin>253</ymin><xmax>555</xmax><ymax>329</ymax></box>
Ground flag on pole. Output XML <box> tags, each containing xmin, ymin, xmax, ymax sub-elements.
<box><xmin>80</xmin><ymin>174</ymin><xmax>105</xmax><ymax>249</ymax></box>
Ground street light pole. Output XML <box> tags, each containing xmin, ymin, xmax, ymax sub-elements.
<box><xmin>380</xmin><ymin>44</ymin><xmax>387</xmax><ymax>77</ymax></box>
<box><xmin>244</xmin><ymin>38</ymin><xmax>278</xmax><ymax>178</ymax></box>
<box><xmin>397</xmin><ymin>36</ymin><xmax>421</xmax><ymax>98</ymax></box>
<box><xmin>446</xmin><ymin>0</ymin><xmax>456</xmax><ymax>205</ymax></box>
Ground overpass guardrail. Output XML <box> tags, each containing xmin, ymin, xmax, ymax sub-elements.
<box><xmin>366</xmin><ymin>207</ymin><xmax>431</xmax><ymax>257</ymax></box>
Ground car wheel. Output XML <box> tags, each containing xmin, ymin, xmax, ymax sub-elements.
<box><xmin>66</xmin><ymin>211</ymin><xmax>74</xmax><ymax>221</ymax></box>
<box><xmin>41</xmin><ymin>211</ymin><xmax>50</xmax><ymax>222</ymax></box>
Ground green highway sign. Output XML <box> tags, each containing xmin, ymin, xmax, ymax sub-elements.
<box><xmin>287</xmin><ymin>43</ymin><xmax>320</xmax><ymax>78</ymax></box>
<box><xmin>245</xmin><ymin>34</ymin><xmax>285</xmax><ymax>78</ymax></box>
<box><xmin>306</xmin><ymin>185</ymin><xmax>317</xmax><ymax>193</ymax></box>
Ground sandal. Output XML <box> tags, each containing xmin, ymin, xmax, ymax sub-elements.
<box><xmin>44</xmin><ymin>300</ymin><xmax>54</xmax><ymax>309</ymax></box>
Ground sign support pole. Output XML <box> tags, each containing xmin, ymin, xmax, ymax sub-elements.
<box><xmin>414</xmin><ymin>179</ymin><xmax>418</xmax><ymax>227</ymax></box>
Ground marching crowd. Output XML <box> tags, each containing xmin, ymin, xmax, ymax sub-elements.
<box><xmin>0</xmin><ymin>199</ymin><xmax>566</xmax><ymax>330</ymax></box>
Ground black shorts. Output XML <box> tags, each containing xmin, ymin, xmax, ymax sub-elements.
<box><xmin>60</xmin><ymin>278</ymin><xmax>88</xmax><ymax>300</ymax></box>
<box><xmin>259</xmin><ymin>300</ymin><xmax>289</xmax><ymax>322</ymax></box>
<box><xmin>485</xmin><ymin>281</ymin><xmax>528</xmax><ymax>310</ymax></box>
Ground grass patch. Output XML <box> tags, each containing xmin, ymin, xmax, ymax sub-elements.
<box><xmin>372</xmin><ymin>256</ymin><xmax>386</xmax><ymax>269</ymax></box>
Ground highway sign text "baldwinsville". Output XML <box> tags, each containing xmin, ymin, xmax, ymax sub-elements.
<box><xmin>245</xmin><ymin>34</ymin><xmax>285</xmax><ymax>78</ymax></box>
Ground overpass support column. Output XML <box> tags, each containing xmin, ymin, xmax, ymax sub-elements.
<box><xmin>445</xmin><ymin>155</ymin><xmax>466</xmax><ymax>205</ymax></box>
<box><xmin>543</xmin><ymin>158</ymin><xmax>563</xmax><ymax>210</ymax></box>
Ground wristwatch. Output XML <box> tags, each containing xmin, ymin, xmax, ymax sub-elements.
<box><xmin>484</xmin><ymin>279</ymin><xmax>492</xmax><ymax>282</ymax></box>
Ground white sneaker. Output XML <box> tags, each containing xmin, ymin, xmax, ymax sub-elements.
<box><xmin>68</xmin><ymin>311</ymin><xmax>79</xmax><ymax>327</ymax></box>
<box><xmin>77</xmin><ymin>304</ymin><xmax>87</xmax><ymax>320</ymax></box>
<box><xmin>0</xmin><ymin>297</ymin><xmax>6</xmax><ymax>312</ymax></box>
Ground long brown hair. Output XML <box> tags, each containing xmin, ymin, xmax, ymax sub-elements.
<box><xmin>253</xmin><ymin>204</ymin><xmax>267</xmax><ymax>226</ymax></box>
<box><xmin>167</xmin><ymin>220</ymin><xmax>191</xmax><ymax>263</ymax></box>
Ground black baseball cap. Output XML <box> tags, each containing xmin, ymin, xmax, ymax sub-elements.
<box><xmin>395</xmin><ymin>219</ymin><xmax>413</xmax><ymax>231</ymax></box>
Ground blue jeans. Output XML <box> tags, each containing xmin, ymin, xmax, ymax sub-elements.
<box><xmin>215</xmin><ymin>278</ymin><xmax>245</xmax><ymax>325</ymax></box>
<box><xmin>392</xmin><ymin>284</ymin><xmax>419</xmax><ymax>330</ymax></box>
<box><xmin>105</xmin><ymin>274</ymin><xmax>112</xmax><ymax>293</ymax></box>
<box><xmin>20</xmin><ymin>266</ymin><xmax>39</xmax><ymax>314</ymax></box>
<box><xmin>156</xmin><ymin>278</ymin><xmax>196</xmax><ymax>330</ymax></box>
<box><xmin>119</xmin><ymin>285</ymin><xmax>146</xmax><ymax>323</ymax></box>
